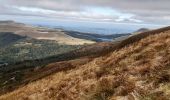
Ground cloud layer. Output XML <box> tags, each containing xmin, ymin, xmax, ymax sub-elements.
<box><xmin>0</xmin><ymin>0</ymin><xmax>170</xmax><ymax>25</ymax></box>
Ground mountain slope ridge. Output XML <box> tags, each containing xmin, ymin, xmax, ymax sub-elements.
<box><xmin>0</xmin><ymin>27</ymin><xmax>170</xmax><ymax>100</ymax></box>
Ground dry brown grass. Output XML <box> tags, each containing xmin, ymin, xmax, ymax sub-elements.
<box><xmin>0</xmin><ymin>30</ymin><xmax>170</xmax><ymax>100</ymax></box>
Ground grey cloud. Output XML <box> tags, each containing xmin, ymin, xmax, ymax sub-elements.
<box><xmin>0</xmin><ymin>0</ymin><xmax>170</xmax><ymax>24</ymax></box>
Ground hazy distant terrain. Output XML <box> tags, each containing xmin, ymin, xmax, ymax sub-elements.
<box><xmin>133</xmin><ymin>28</ymin><xmax>150</xmax><ymax>34</ymax></box>
<box><xmin>0</xmin><ymin>21</ymin><xmax>131</xmax><ymax>44</ymax></box>
<box><xmin>0</xmin><ymin>21</ymin><xmax>95</xmax><ymax>45</ymax></box>
<box><xmin>64</xmin><ymin>30</ymin><xmax>130</xmax><ymax>42</ymax></box>
<box><xmin>0</xmin><ymin>21</ymin><xmax>131</xmax><ymax>64</ymax></box>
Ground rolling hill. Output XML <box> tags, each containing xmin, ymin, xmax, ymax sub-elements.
<box><xmin>0</xmin><ymin>21</ymin><xmax>131</xmax><ymax>64</ymax></box>
<box><xmin>0</xmin><ymin>21</ymin><xmax>130</xmax><ymax>44</ymax></box>
<box><xmin>0</xmin><ymin>31</ymin><xmax>82</xmax><ymax>64</ymax></box>
<box><xmin>134</xmin><ymin>28</ymin><xmax>150</xmax><ymax>33</ymax></box>
<box><xmin>0</xmin><ymin>32</ymin><xmax>26</xmax><ymax>47</ymax></box>
<box><xmin>64</xmin><ymin>30</ymin><xmax>130</xmax><ymax>42</ymax></box>
<box><xmin>0</xmin><ymin>26</ymin><xmax>169</xmax><ymax>100</ymax></box>
<box><xmin>0</xmin><ymin>21</ymin><xmax>95</xmax><ymax>45</ymax></box>
<box><xmin>0</xmin><ymin>38</ymin><xmax>82</xmax><ymax>63</ymax></box>
<box><xmin>0</xmin><ymin>21</ymin><xmax>130</xmax><ymax>96</ymax></box>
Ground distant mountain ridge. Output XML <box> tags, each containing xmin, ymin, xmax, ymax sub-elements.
<box><xmin>0</xmin><ymin>21</ymin><xmax>95</xmax><ymax>45</ymax></box>
<box><xmin>0</xmin><ymin>20</ymin><xmax>131</xmax><ymax>44</ymax></box>
<box><xmin>0</xmin><ymin>20</ymin><xmax>14</xmax><ymax>24</ymax></box>
<box><xmin>134</xmin><ymin>28</ymin><xmax>150</xmax><ymax>33</ymax></box>
<box><xmin>64</xmin><ymin>30</ymin><xmax>130</xmax><ymax>42</ymax></box>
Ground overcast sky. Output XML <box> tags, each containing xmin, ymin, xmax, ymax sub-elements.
<box><xmin>0</xmin><ymin>0</ymin><xmax>170</xmax><ymax>26</ymax></box>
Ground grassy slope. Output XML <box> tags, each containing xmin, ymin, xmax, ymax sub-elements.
<box><xmin>0</xmin><ymin>32</ymin><xmax>25</xmax><ymax>47</ymax></box>
<box><xmin>0</xmin><ymin>38</ymin><xmax>81</xmax><ymax>63</ymax></box>
<box><xmin>0</xmin><ymin>42</ymin><xmax>114</xmax><ymax>96</ymax></box>
<box><xmin>0</xmin><ymin>28</ymin><xmax>170</xmax><ymax>100</ymax></box>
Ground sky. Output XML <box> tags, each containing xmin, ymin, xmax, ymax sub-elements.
<box><xmin>0</xmin><ymin>0</ymin><xmax>170</xmax><ymax>29</ymax></box>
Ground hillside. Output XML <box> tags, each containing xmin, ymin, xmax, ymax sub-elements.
<box><xmin>0</xmin><ymin>27</ymin><xmax>169</xmax><ymax>100</ymax></box>
<box><xmin>0</xmin><ymin>32</ymin><xmax>26</xmax><ymax>47</ymax></box>
<box><xmin>0</xmin><ymin>38</ymin><xmax>81</xmax><ymax>63</ymax></box>
<box><xmin>0</xmin><ymin>42</ymin><xmax>116</xmax><ymax>96</ymax></box>
<box><xmin>0</xmin><ymin>21</ymin><xmax>95</xmax><ymax>45</ymax></box>
<box><xmin>0</xmin><ymin>21</ymin><xmax>130</xmax><ymax>64</ymax></box>
<box><xmin>0</xmin><ymin>21</ymin><xmax>130</xmax><ymax>44</ymax></box>
<box><xmin>134</xmin><ymin>28</ymin><xmax>150</xmax><ymax>33</ymax></box>
<box><xmin>64</xmin><ymin>30</ymin><xmax>130</xmax><ymax>42</ymax></box>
